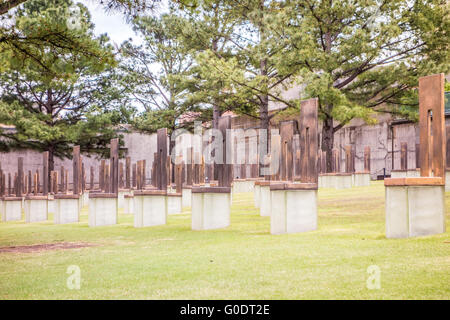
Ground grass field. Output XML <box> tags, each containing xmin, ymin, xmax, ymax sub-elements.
<box><xmin>0</xmin><ymin>181</ymin><xmax>448</xmax><ymax>300</ymax></box>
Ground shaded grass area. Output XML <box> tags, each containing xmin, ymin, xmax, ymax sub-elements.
<box><xmin>0</xmin><ymin>181</ymin><xmax>448</xmax><ymax>299</ymax></box>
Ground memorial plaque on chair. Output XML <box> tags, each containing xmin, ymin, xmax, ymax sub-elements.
<box><xmin>299</xmin><ymin>99</ymin><xmax>318</xmax><ymax>183</ymax></box>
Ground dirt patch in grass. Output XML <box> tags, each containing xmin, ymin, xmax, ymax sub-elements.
<box><xmin>0</xmin><ymin>242</ymin><xmax>98</xmax><ymax>253</ymax></box>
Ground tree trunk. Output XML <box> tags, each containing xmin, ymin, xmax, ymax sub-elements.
<box><xmin>322</xmin><ymin>115</ymin><xmax>334</xmax><ymax>173</ymax></box>
<box><xmin>259</xmin><ymin>57</ymin><xmax>269</xmax><ymax>135</ymax></box>
<box><xmin>48</xmin><ymin>145</ymin><xmax>55</xmax><ymax>193</ymax></box>
<box><xmin>212</xmin><ymin>103</ymin><xmax>220</xmax><ymax>129</ymax></box>
<box><xmin>259</xmin><ymin>93</ymin><xmax>269</xmax><ymax>131</ymax></box>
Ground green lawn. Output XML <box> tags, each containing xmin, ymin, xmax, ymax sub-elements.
<box><xmin>0</xmin><ymin>181</ymin><xmax>448</xmax><ymax>299</ymax></box>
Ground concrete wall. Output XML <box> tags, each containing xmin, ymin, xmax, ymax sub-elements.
<box><xmin>2</xmin><ymin>115</ymin><xmax>450</xmax><ymax>183</ymax></box>
<box><xmin>0</xmin><ymin>130</ymin><xmax>157</xmax><ymax>187</ymax></box>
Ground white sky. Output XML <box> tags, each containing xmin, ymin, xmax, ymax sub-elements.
<box><xmin>80</xmin><ymin>0</ymin><xmax>170</xmax><ymax>111</ymax></box>
<box><xmin>81</xmin><ymin>0</ymin><xmax>170</xmax><ymax>47</ymax></box>
<box><xmin>81</xmin><ymin>0</ymin><xmax>140</xmax><ymax>47</ymax></box>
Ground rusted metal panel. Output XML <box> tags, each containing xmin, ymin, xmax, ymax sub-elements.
<box><xmin>132</xmin><ymin>163</ymin><xmax>137</xmax><ymax>188</ymax></box>
<box><xmin>156</xmin><ymin>128</ymin><xmax>168</xmax><ymax>190</ymax></box>
<box><xmin>99</xmin><ymin>160</ymin><xmax>105</xmax><ymax>191</ymax></box>
<box><xmin>43</xmin><ymin>152</ymin><xmax>48</xmax><ymax>195</ymax></box>
<box><xmin>126</xmin><ymin>157</ymin><xmax>131</xmax><ymax>189</ymax></box>
<box><xmin>90</xmin><ymin>166</ymin><xmax>94</xmax><ymax>190</ymax></box>
<box><xmin>419</xmin><ymin>73</ymin><xmax>445</xmax><ymax>178</ymax></box>
<box><xmin>110</xmin><ymin>139</ymin><xmax>119</xmax><ymax>194</ymax></box>
<box><xmin>299</xmin><ymin>98</ymin><xmax>318</xmax><ymax>183</ymax></box>
<box><xmin>72</xmin><ymin>146</ymin><xmax>80</xmax><ymax>195</ymax></box>
<box><xmin>16</xmin><ymin>157</ymin><xmax>23</xmax><ymax>197</ymax></box>
<box><xmin>345</xmin><ymin>146</ymin><xmax>353</xmax><ymax>173</ymax></box>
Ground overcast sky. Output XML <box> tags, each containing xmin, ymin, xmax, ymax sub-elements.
<box><xmin>79</xmin><ymin>0</ymin><xmax>170</xmax><ymax>111</ymax></box>
<box><xmin>81</xmin><ymin>0</ymin><xmax>170</xmax><ymax>47</ymax></box>
<box><xmin>81</xmin><ymin>0</ymin><xmax>139</xmax><ymax>46</ymax></box>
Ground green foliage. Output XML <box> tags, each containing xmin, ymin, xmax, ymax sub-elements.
<box><xmin>120</xmin><ymin>12</ymin><xmax>200</xmax><ymax>133</ymax></box>
<box><xmin>179</xmin><ymin>0</ymin><xmax>449</xmax><ymax>132</ymax></box>
<box><xmin>178</xmin><ymin>0</ymin><xmax>299</xmax><ymax>127</ymax></box>
<box><xmin>277</xmin><ymin>0</ymin><xmax>449</xmax><ymax>126</ymax></box>
<box><xmin>445</xmin><ymin>81</ymin><xmax>450</xmax><ymax>92</ymax></box>
<box><xmin>0</xmin><ymin>0</ymin><xmax>130</xmax><ymax>163</ymax></box>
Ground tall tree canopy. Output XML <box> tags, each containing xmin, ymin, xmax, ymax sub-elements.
<box><xmin>0</xmin><ymin>0</ymin><xmax>131</xmax><ymax>171</ymax></box>
<box><xmin>120</xmin><ymin>13</ymin><xmax>198</xmax><ymax>134</ymax></box>
<box><xmin>267</xmin><ymin>0</ymin><xmax>450</xmax><ymax>171</ymax></box>
<box><xmin>181</xmin><ymin>0</ymin><xmax>298</xmax><ymax>131</ymax></box>
<box><xmin>181</xmin><ymin>0</ymin><xmax>449</xmax><ymax>171</ymax></box>
<box><xmin>172</xmin><ymin>0</ymin><xmax>247</xmax><ymax>129</ymax></box>
<box><xmin>0</xmin><ymin>0</ymin><xmax>158</xmax><ymax>75</ymax></box>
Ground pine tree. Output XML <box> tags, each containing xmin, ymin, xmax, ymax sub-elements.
<box><xmin>0</xmin><ymin>0</ymin><xmax>131</xmax><ymax>174</ymax></box>
<box><xmin>0</xmin><ymin>0</ymin><xmax>158</xmax><ymax>74</ymax></box>
<box><xmin>271</xmin><ymin>0</ymin><xmax>449</xmax><ymax>172</ymax></box>
<box><xmin>120</xmin><ymin>12</ymin><xmax>201</xmax><ymax>134</ymax></box>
